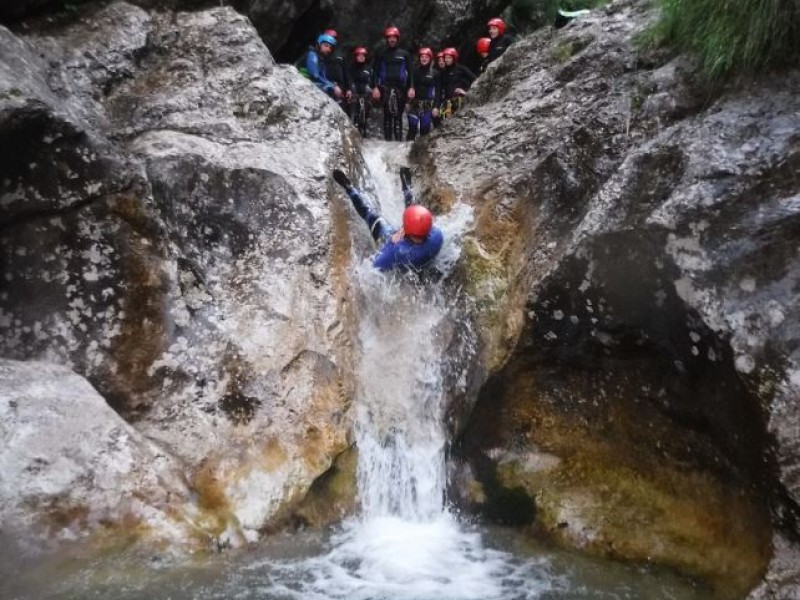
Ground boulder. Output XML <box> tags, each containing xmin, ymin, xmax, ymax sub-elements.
<box><xmin>1</xmin><ymin>2</ymin><xmax>361</xmax><ymax>545</ymax></box>
<box><xmin>0</xmin><ymin>359</ymin><xmax>190</xmax><ymax>543</ymax></box>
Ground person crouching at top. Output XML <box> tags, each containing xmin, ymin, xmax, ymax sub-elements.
<box><xmin>297</xmin><ymin>33</ymin><xmax>343</xmax><ymax>100</ymax></box>
<box><xmin>439</xmin><ymin>48</ymin><xmax>476</xmax><ymax>118</ymax></box>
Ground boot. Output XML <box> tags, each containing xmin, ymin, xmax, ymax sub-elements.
<box><xmin>332</xmin><ymin>169</ymin><xmax>352</xmax><ymax>190</ymax></box>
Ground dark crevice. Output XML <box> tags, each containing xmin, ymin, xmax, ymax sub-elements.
<box><xmin>268</xmin><ymin>1</ymin><xmax>332</xmax><ymax>64</ymax></box>
<box><xmin>0</xmin><ymin>186</ymin><xmax>131</xmax><ymax>233</ymax></box>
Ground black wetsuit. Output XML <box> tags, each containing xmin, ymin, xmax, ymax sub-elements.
<box><xmin>324</xmin><ymin>50</ymin><xmax>351</xmax><ymax>111</ymax></box>
<box><xmin>407</xmin><ymin>63</ymin><xmax>439</xmax><ymax>140</ymax></box>
<box><xmin>488</xmin><ymin>34</ymin><xmax>514</xmax><ymax>64</ymax></box>
<box><xmin>349</xmin><ymin>60</ymin><xmax>373</xmax><ymax>136</ymax></box>
<box><xmin>372</xmin><ymin>46</ymin><xmax>414</xmax><ymax>141</ymax></box>
<box><xmin>440</xmin><ymin>63</ymin><xmax>476</xmax><ymax>116</ymax></box>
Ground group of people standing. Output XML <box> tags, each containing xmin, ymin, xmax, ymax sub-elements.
<box><xmin>298</xmin><ymin>18</ymin><xmax>514</xmax><ymax>142</ymax></box>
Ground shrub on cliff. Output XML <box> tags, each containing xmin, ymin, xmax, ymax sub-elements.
<box><xmin>655</xmin><ymin>0</ymin><xmax>800</xmax><ymax>78</ymax></box>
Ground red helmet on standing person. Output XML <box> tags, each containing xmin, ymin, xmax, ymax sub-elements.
<box><xmin>442</xmin><ymin>47</ymin><xmax>459</xmax><ymax>62</ymax></box>
<box><xmin>324</xmin><ymin>28</ymin><xmax>338</xmax><ymax>39</ymax></box>
<box><xmin>476</xmin><ymin>38</ymin><xmax>491</xmax><ymax>53</ymax></box>
<box><xmin>403</xmin><ymin>205</ymin><xmax>433</xmax><ymax>238</ymax></box>
<box><xmin>384</xmin><ymin>26</ymin><xmax>401</xmax><ymax>39</ymax></box>
<box><xmin>354</xmin><ymin>46</ymin><xmax>368</xmax><ymax>57</ymax></box>
<box><xmin>487</xmin><ymin>17</ymin><xmax>506</xmax><ymax>35</ymax></box>
<box><xmin>418</xmin><ymin>47</ymin><xmax>433</xmax><ymax>60</ymax></box>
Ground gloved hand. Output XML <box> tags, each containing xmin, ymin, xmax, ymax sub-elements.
<box><xmin>332</xmin><ymin>169</ymin><xmax>352</xmax><ymax>189</ymax></box>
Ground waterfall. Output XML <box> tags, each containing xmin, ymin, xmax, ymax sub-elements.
<box><xmin>353</xmin><ymin>141</ymin><xmax>466</xmax><ymax>521</ymax></box>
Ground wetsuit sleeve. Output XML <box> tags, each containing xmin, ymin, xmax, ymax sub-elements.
<box><xmin>405</xmin><ymin>51</ymin><xmax>415</xmax><ymax>90</ymax></box>
<box><xmin>371</xmin><ymin>51</ymin><xmax>382</xmax><ymax>87</ymax></box>
<box><xmin>306</xmin><ymin>51</ymin><xmax>335</xmax><ymax>94</ymax></box>
<box><xmin>373</xmin><ymin>242</ymin><xmax>403</xmax><ymax>271</ymax></box>
<box><xmin>461</xmin><ymin>65</ymin><xmax>477</xmax><ymax>88</ymax></box>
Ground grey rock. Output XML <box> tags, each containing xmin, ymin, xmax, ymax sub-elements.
<box><xmin>1</xmin><ymin>1</ymin><xmax>360</xmax><ymax>543</ymax></box>
<box><xmin>0</xmin><ymin>358</ymin><xmax>190</xmax><ymax>541</ymax></box>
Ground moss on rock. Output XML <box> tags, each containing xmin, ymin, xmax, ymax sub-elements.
<box><xmin>292</xmin><ymin>447</ymin><xmax>358</xmax><ymax>528</ymax></box>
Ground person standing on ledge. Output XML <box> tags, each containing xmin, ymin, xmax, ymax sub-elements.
<box><xmin>486</xmin><ymin>17</ymin><xmax>514</xmax><ymax>64</ymax></box>
<box><xmin>332</xmin><ymin>168</ymin><xmax>443</xmax><ymax>272</ymax></box>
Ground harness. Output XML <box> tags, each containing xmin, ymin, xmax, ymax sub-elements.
<box><xmin>388</xmin><ymin>88</ymin><xmax>399</xmax><ymax>116</ymax></box>
<box><xmin>441</xmin><ymin>96</ymin><xmax>463</xmax><ymax>118</ymax></box>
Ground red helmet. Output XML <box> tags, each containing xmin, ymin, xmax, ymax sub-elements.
<box><xmin>436</xmin><ymin>51</ymin><xmax>445</xmax><ymax>59</ymax></box>
<box><xmin>487</xmin><ymin>17</ymin><xmax>506</xmax><ymax>35</ymax></box>
<box><xmin>476</xmin><ymin>37</ymin><xmax>491</xmax><ymax>53</ymax></box>
<box><xmin>403</xmin><ymin>206</ymin><xmax>433</xmax><ymax>238</ymax></box>
<box><xmin>384</xmin><ymin>26</ymin><xmax>400</xmax><ymax>39</ymax></box>
<box><xmin>324</xmin><ymin>28</ymin><xmax>338</xmax><ymax>39</ymax></box>
<box><xmin>442</xmin><ymin>47</ymin><xmax>459</xmax><ymax>62</ymax></box>
<box><xmin>354</xmin><ymin>46</ymin><xmax>368</xmax><ymax>57</ymax></box>
<box><xmin>418</xmin><ymin>47</ymin><xmax>433</xmax><ymax>59</ymax></box>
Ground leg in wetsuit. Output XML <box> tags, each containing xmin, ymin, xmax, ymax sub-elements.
<box><xmin>382</xmin><ymin>87</ymin><xmax>406</xmax><ymax>141</ymax></box>
<box><xmin>332</xmin><ymin>168</ymin><xmax>416</xmax><ymax>242</ymax></box>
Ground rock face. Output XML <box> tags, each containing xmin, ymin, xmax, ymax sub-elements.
<box><xmin>1</xmin><ymin>1</ymin><xmax>361</xmax><ymax>545</ymax></box>
<box><xmin>1</xmin><ymin>0</ymin><xmax>512</xmax><ymax>63</ymax></box>
<box><xmin>414</xmin><ymin>0</ymin><xmax>800</xmax><ymax>597</ymax></box>
<box><xmin>0</xmin><ymin>359</ymin><xmax>190</xmax><ymax>543</ymax></box>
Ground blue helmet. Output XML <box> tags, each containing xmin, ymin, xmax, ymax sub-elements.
<box><xmin>317</xmin><ymin>34</ymin><xmax>336</xmax><ymax>47</ymax></box>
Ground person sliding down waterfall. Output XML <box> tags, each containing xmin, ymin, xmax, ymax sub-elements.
<box><xmin>332</xmin><ymin>167</ymin><xmax>443</xmax><ymax>272</ymax></box>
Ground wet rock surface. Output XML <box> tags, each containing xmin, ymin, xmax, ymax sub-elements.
<box><xmin>415</xmin><ymin>0</ymin><xmax>800</xmax><ymax>597</ymax></box>
<box><xmin>0</xmin><ymin>359</ymin><xmax>190</xmax><ymax>542</ymax></box>
<box><xmin>1</xmin><ymin>1</ymin><xmax>360</xmax><ymax>545</ymax></box>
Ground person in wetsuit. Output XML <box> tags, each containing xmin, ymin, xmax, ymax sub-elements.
<box><xmin>323</xmin><ymin>31</ymin><xmax>352</xmax><ymax>112</ymax></box>
<box><xmin>371</xmin><ymin>26</ymin><xmax>415</xmax><ymax>141</ymax></box>
<box><xmin>486</xmin><ymin>17</ymin><xmax>514</xmax><ymax>65</ymax></box>
<box><xmin>476</xmin><ymin>37</ymin><xmax>492</xmax><ymax>73</ymax></box>
<box><xmin>439</xmin><ymin>47</ymin><xmax>476</xmax><ymax>117</ymax></box>
<box><xmin>348</xmin><ymin>46</ymin><xmax>373</xmax><ymax>137</ymax></box>
<box><xmin>406</xmin><ymin>48</ymin><xmax>440</xmax><ymax>141</ymax></box>
<box><xmin>332</xmin><ymin>168</ymin><xmax>443</xmax><ymax>272</ymax></box>
<box><xmin>297</xmin><ymin>33</ymin><xmax>343</xmax><ymax>100</ymax></box>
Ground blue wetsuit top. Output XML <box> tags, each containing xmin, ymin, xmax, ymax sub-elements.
<box><xmin>304</xmin><ymin>48</ymin><xmax>335</xmax><ymax>95</ymax></box>
<box><xmin>372</xmin><ymin>227</ymin><xmax>444</xmax><ymax>272</ymax></box>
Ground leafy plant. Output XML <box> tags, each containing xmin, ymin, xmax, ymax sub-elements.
<box><xmin>653</xmin><ymin>0</ymin><xmax>800</xmax><ymax>79</ymax></box>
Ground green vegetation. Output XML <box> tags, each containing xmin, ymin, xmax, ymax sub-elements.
<box><xmin>653</xmin><ymin>0</ymin><xmax>800</xmax><ymax>79</ymax></box>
